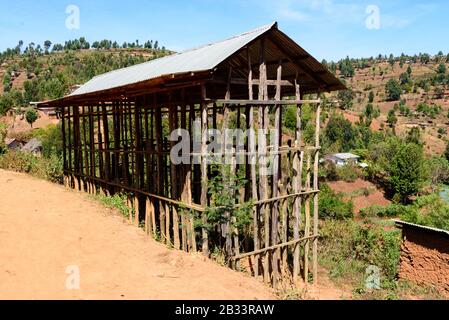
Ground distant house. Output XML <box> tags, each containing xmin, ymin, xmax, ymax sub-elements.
<box><xmin>30</xmin><ymin>102</ymin><xmax>58</xmax><ymax>119</ymax></box>
<box><xmin>395</xmin><ymin>220</ymin><xmax>449</xmax><ymax>296</ymax></box>
<box><xmin>325</xmin><ymin>153</ymin><xmax>360</xmax><ymax>167</ymax></box>
<box><xmin>21</xmin><ymin>138</ymin><xmax>43</xmax><ymax>154</ymax></box>
<box><xmin>5</xmin><ymin>138</ymin><xmax>23</xmax><ymax>151</ymax></box>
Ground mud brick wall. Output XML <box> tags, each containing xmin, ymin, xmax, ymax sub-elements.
<box><xmin>399</xmin><ymin>227</ymin><xmax>449</xmax><ymax>294</ymax></box>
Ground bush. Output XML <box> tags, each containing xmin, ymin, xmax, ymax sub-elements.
<box><xmin>385</xmin><ymin>79</ymin><xmax>402</xmax><ymax>101</ymax></box>
<box><xmin>319</xmin><ymin>184</ymin><xmax>354</xmax><ymax>220</ymax></box>
<box><xmin>387</xmin><ymin>143</ymin><xmax>425</xmax><ymax>203</ymax></box>
<box><xmin>360</xmin><ymin>204</ymin><xmax>406</xmax><ymax>218</ymax></box>
<box><xmin>336</xmin><ymin>165</ymin><xmax>360</xmax><ymax>182</ymax></box>
<box><xmin>94</xmin><ymin>193</ymin><xmax>130</xmax><ymax>218</ymax></box>
<box><xmin>0</xmin><ymin>151</ymin><xmax>63</xmax><ymax>183</ymax></box>
<box><xmin>319</xmin><ymin>219</ymin><xmax>401</xmax><ymax>290</ymax></box>
<box><xmin>400</xmin><ymin>194</ymin><xmax>449</xmax><ymax>231</ymax></box>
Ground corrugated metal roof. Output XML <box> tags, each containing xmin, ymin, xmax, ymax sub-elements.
<box><xmin>332</xmin><ymin>153</ymin><xmax>360</xmax><ymax>160</ymax></box>
<box><xmin>394</xmin><ymin>220</ymin><xmax>449</xmax><ymax>237</ymax></box>
<box><xmin>71</xmin><ymin>22</ymin><xmax>277</xmax><ymax>97</ymax></box>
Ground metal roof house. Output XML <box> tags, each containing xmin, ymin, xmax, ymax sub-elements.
<box><xmin>38</xmin><ymin>22</ymin><xmax>345</xmax><ymax>288</ymax></box>
<box><xmin>21</xmin><ymin>138</ymin><xmax>43</xmax><ymax>154</ymax></box>
<box><xmin>325</xmin><ymin>153</ymin><xmax>360</xmax><ymax>167</ymax></box>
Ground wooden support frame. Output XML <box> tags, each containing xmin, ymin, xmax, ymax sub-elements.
<box><xmin>57</xmin><ymin>31</ymin><xmax>326</xmax><ymax>290</ymax></box>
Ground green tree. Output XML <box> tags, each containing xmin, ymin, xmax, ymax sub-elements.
<box><xmin>25</xmin><ymin>108</ymin><xmax>38</xmax><ymax>128</ymax></box>
<box><xmin>407</xmin><ymin>65</ymin><xmax>412</xmax><ymax>76</ymax></box>
<box><xmin>337</xmin><ymin>89</ymin><xmax>355</xmax><ymax>110</ymax></box>
<box><xmin>388</xmin><ymin>54</ymin><xmax>395</xmax><ymax>68</ymax></box>
<box><xmin>44</xmin><ymin>40</ymin><xmax>52</xmax><ymax>54</ymax></box>
<box><xmin>420</xmin><ymin>53</ymin><xmax>430</xmax><ymax>64</ymax></box>
<box><xmin>387</xmin><ymin>143</ymin><xmax>425</xmax><ymax>203</ymax></box>
<box><xmin>385</xmin><ymin>79</ymin><xmax>402</xmax><ymax>101</ymax></box>
<box><xmin>406</xmin><ymin>127</ymin><xmax>422</xmax><ymax>145</ymax></box>
<box><xmin>368</xmin><ymin>91</ymin><xmax>374</xmax><ymax>103</ymax></box>
<box><xmin>387</xmin><ymin>109</ymin><xmax>398</xmax><ymax>128</ymax></box>
<box><xmin>399</xmin><ymin>72</ymin><xmax>411</xmax><ymax>85</ymax></box>
<box><xmin>445</xmin><ymin>142</ymin><xmax>449</xmax><ymax>162</ymax></box>
<box><xmin>323</xmin><ymin>114</ymin><xmax>358</xmax><ymax>152</ymax></box>
<box><xmin>437</xmin><ymin>63</ymin><xmax>447</xmax><ymax>75</ymax></box>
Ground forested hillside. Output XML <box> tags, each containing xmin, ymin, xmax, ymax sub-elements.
<box><xmin>323</xmin><ymin>53</ymin><xmax>449</xmax><ymax>155</ymax></box>
<box><xmin>0</xmin><ymin>38</ymin><xmax>170</xmax><ymax>114</ymax></box>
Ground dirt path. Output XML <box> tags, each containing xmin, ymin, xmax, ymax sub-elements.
<box><xmin>0</xmin><ymin>170</ymin><xmax>275</xmax><ymax>300</ymax></box>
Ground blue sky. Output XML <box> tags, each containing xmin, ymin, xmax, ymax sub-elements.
<box><xmin>0</xmin><ymin>0</ymin><xmax>447</xmax><ymax>61</ymax></box>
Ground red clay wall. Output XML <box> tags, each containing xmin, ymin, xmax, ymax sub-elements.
<box><xmin>399</xmin><ymin>228</ymin><xmax>449</xmax><ymax>294</ymax></box>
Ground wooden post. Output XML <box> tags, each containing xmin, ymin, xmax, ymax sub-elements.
<box><xmin>304</xmin><ymin>154</ymin><xmax>311</xmax><ymax>283</ymax></box>
<box><xmin>222</xmin><ymin>67</ymin><xmax>233</xmax><ymax>260</ymax></box>
<box><xmin>61</xmin><ymin>107</ymin><xmax>68</xmax><ymax>188</ymax></box>
<box><xmin>271</xmin><ymin>61</ymin><xmax>282</xmax><ymax>288</ymax></box>
<box><xmin>134</xmin><ymin>195</ymin><xmax>140</xmax><ymax>227</ymax></box>
<box><xmin>180</xmin><ymin>99</ymin><xmax>189</xmax><ymax>252</ymax></box>
<box><xmin>145</xmin><ymin>197</ymin><xmax>151</xmax><ymax>235</ymax></box>
<box><xmin>292</xmin><ymin>76</ymin><xmax>302</xmax><ymax>283</ymax></box>
<box><xmin>247</xmin><ymin>49</ymin><xmax>260</xmax><ymax>277</ymax></box>
<box><xmin>258</xmin><ymin>38</ymin><xmax>270</xmax><ymax>283</ymax></box>
<box><xmin>165</xmin><ymin>201</ymin><xmax>171</xmax><ymax>246</ymax></box>
<box><xmin>200</xmin><ymin>84</ymin><xmax>209</xmax><ymax>256</ymax></box>
<box><xmin>169</xmin><ymin>102</ymin><xmax>180</xmax><ymax>250</ymax></box>
<box><xmin>313</xmin><ymin>102</ymin><xmax>321</xmax><ymax>285</ymax></box>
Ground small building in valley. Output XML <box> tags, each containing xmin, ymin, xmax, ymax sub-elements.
<box><xmin>21</xmin><ymin>138</ymin><xmax>43</xmax><ymax>154</ymax></box>
<box><xmin>5</xmin><ymin>138</ymin><xmax>23</xmax><ymax>151</ymax></box>
<box><xmin>325</xmin><ymin>153</ymin><xmax>360</xmax><ymax>167</ymax></box>
<box><xmin>395</xmin><ymin>220</ymin><xmax>449</xmax><ymax>295</ymax></box>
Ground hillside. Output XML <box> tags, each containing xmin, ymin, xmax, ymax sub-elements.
<box><xmin>0</xmin><ymin>38</ymin><xmax>171</xmax><ymax>116</ymax></box>
<box><xmin>325</xmin><ymin>54</ymin><xmax>449</xmax><ymax>155</ymax></box>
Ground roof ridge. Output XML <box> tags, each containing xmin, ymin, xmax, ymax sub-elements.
<box><xmin>71</xmin><ymin>22</ymin><xmax>276</xmax><ymax>94</ymax></box>
<box><xmin>180</xmin><ymin>22</ymin><xmax>276</xmax><ymax>54</ymax></box>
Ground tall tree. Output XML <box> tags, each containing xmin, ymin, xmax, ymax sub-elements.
<box><xmin>25</xmin><ymin>108</ymin><xmax>38</xmax><ymax>128</ymax></box>
<box><xmin>385</xmin><ymin>79</ymin><xmax>402</xmax><ymax>101</ymax></box>
<box><xmin>387</xmin><ymin>143</ymin><xmax>425</xmax><ymax>203</ymax></box>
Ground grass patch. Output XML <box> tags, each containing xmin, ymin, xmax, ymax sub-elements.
<box><xmin>0</xmin><ymin>151</ymin><xmax>63</xmax><ymax>184</ymax></box>
<box><xmin>319</xmin><ymin>219</ymin><xmax>402</xmax><ymax>297</ymax></box>
<box><xmin>91</xmin><ymin>193</ymin><xmax>131</xmax><ymax>218</ymax></box>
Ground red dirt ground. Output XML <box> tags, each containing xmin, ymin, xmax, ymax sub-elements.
<box><xmin>0</xmin><ymin>169</ymin><xmax>276</xmax><ymax>300</ymax></box>
<box><xmin>327</xmin><ymin>179</ymin><xmax>391</xmax><ymax>214</ymax></box>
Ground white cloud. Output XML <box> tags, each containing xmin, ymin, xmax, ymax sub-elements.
<box><xmin>252</xmin><ymin>0</ymin><xmax>438</xmax><ymax>30</ymax></box>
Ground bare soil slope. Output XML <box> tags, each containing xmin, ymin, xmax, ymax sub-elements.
<box><xmin>0</xmin><ymin>170</ymin><xmax>275</xmax><ymax>300</ymax></box>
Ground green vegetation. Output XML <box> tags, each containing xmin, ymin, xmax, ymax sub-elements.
<box><xmin>400</xmin><ymin>194</ymin><xmax>449</xmax><ymax>231</ymax></box>
<box><xmin>385</xmin><ymin>79</ymin><xmax>402</xmax><ymax>101</ymax></box>
<box><xmin>0</xmin><ymin>38</ymin><xmax>170</xmax><ymax>116</ymax></box>
<box><xmin>25</xmin><ymin>108</ymin><xmax>38</xmax><ymax>128</ymax></box>
<box><xmin>92</xmin><ymin>193</ymin><xmax>131</xmax><ymax>218</ymax></box>
<box><xmin>319</xmin><ymin>184</ymin><xmax>354</xmax><ymax>220</ymax></box>
<box><xmin>319</xmin><ymin>219</ymin><xmax>401</xmax><ymax>297</ymax></box>
<box><xmin>0</xmin><ymin>125</ymin><xmax>63</xmax><ymax>183</ymax></box>
<box><xmin>387</xmin><ymin>143</ymin><xmax>425</xmax><ymax>203</ymax></box>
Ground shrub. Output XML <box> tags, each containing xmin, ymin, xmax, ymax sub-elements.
<box><xmin>319</xmin><ymin>219</ymin><xmax>401</xmax><ymax>290</ymax></box>
<box><xmin>94</xmin><ymin>193</ymin><xmax>130</xmax><ymax>218</ymax></box>
<box><xmin>400</xmin><ymin>194</ymin><xmax>449</xmax><ymax>231</ymax></box>
<box><xmin>387</xmin><ymin>143</ymin><xmax>425</xmax><ymax>203</ymax></box>
<box><xmin>0</xmin><ymin>151</ymin><xmax>63</xmax><ymax>183</ymax></box>
<box><xmin>319</xmin><ymin>184</ymin><xmax>354</xmax><ymax>220</ymax></box>
<box><xmin>385</xmin><ymin>79</ymin><xmax>402</xmax><ymax>101</ymax></box>
<box><xmin>360</xmin><ymin>204</ymin><xmax>406</xmax><ymax>218</ymax></box>
<box><xmin>336</xmin><ymin>164</ymin><xmax>360</xmax><ymax>182</ymax></box>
